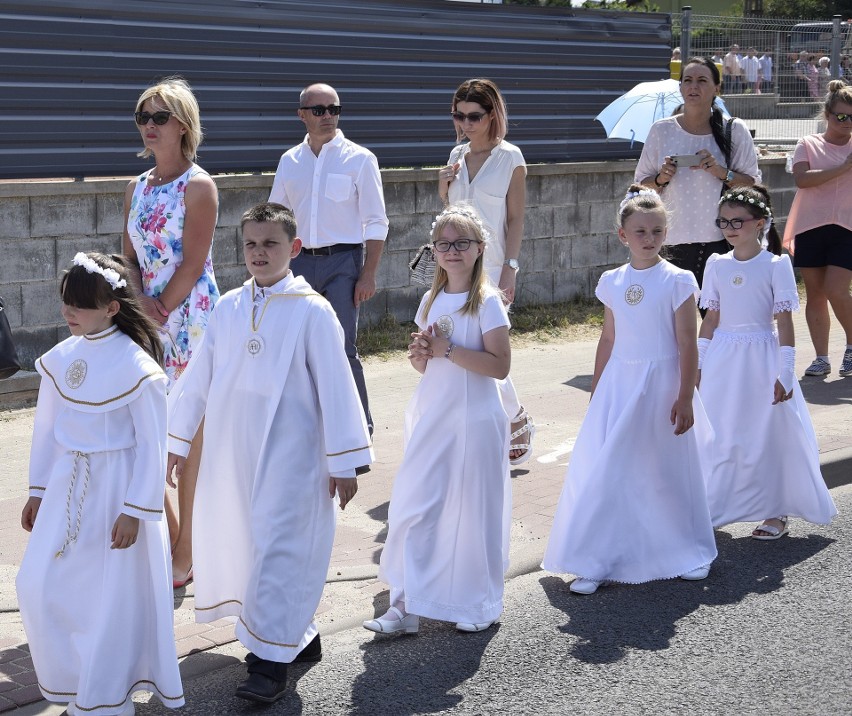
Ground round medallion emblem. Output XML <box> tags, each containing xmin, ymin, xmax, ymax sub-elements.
<box><xmin>246</xmin><ymin>335</ymin><xmax>265</xmax><ymax>357</ymax></box>
<box><xmin>65</xmin><ymin>359</ymin><xmax>88</xmax><ymax>389</ymax></box>
<box><xmin>730</xmin><ymin>273</ymin><xmax>746</xmax><ymax>288</ymax></box>
<box><xmin>624</xmin><ymin>284</ymin><xmax>644</xmax><ymax>305</ymax></box>
<box><xmin>436</xmin><ymin>315</ymin><xmax>455</xmax><ymax>338</ymax></box>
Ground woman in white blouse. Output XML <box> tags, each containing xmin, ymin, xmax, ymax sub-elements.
<box><xmin>635</xmin><ymin>57</ymin><xmax>760</xmax><ymax>292</ymax></box>
<box><xmin>438</xmin><ymin>78</ymin><xmax>534</xmax><ymax>465</ymax></box>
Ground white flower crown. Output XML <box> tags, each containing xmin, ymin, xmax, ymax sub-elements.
<box><xmin>720</xmin><ymin>192</ymin><xmax>772</xmax><ymax>217</ymax></box>
<box><xmin>72</xmin><ymin>252</ymin><xmax>128</xmax><ymax>290</ymax></box>
<box><xmin>431</xmin><ymin>205</ymin><xmax>491</xmax><ymax>242</ymax></box>
<box><xmin>618</xmin><ymin>188</ymin><xmax>659</xmax><ymax>213</ymax></box>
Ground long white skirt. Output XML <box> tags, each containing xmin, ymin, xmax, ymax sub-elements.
<box><xmin>543</xmin><ymin>354</ymin><xmax>718</xmax><ymax>583</ymax></box>
<box><xmin>700</xmin><ymin>330</ymin><xmax>837</xmax><ymax>527</ymax></box>
<box><xmin>16</xmin><ymin>450</ymin><xmax>183</xmax><ymax>714</ymax></box>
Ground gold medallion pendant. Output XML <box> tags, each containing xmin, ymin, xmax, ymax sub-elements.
<box><xmin>65</xmin><ymin>359</ymin><xmax>88</xmax><ymax>389</ymax></box>
<box><xmin>730</xmin><ymin>273</ymin><xmax>746</xmax><ymax>288</ymax></box>
<box><xmin>624</xmin><ymin>285</ymin><xmax>644</xmax><ymax>305</ymax></box>
<box><xmin>246</xmin><ymin>335</ymin><xmax>265</xmax><ymax>357</ymax></box>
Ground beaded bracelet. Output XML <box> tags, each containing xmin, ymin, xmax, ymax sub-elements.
<box><xmin>445</xmin><ymin>343</ymin><xmax>455</xmax><ymax>361</ymax></box>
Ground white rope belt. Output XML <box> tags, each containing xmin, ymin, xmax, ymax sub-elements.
<box><xmin>55</xmin><ymin>451</ymin><xmax>90</xmax><ymax>558</ymax></box>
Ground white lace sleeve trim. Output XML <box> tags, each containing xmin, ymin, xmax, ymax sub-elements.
<box><xmin>773</xmin><ymin>298</ymin><xmax>800</xmax><ymax>314</ymax></box>
<box><xmin>700</xmin><ymin>298</ymin><xmax>720</xmax><ymax>311</ymax></box>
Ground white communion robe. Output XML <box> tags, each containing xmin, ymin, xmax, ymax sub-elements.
<box><xmin>16</xmin><ymin>327</ymin><xmax>183</xmax><ymax>715</ymax></box>
<box><xmin>167</xmin><ymin>273</ymin><xmax>373</xmax><ymax>663</ymax></box>
<box><xmin>699</xmin><ymin>251</ymin><xmax>837</xmax><ymax>527</ymax></box>
<box><xmin>542</xmin><ymin>261</ymin><xmax>718</xmax><ymax>584</ymax></box>
<box><xmin>379</xmin><ymin>289</ymin><xmax>511</xmax><ymax>624</ymax></box>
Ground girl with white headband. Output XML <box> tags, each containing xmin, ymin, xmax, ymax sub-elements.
<box><xmin>543</xmin><ymin>185</ymin><xmax>717</xmax><ymax>595</ymax></box>
<box><xmin>698</xmin><ymin>186</ymin><xmax>836</xmax><ymax>540</ymax></box>
<box><xmin>16</xmin><ymin>252</ymin><xmax>183</xmax><ymax>715</ymax></box>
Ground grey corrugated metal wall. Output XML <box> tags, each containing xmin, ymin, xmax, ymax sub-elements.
<box><xmin>0</xmin><ymin>0</ymin><xmax>671</xmax><ymax>179</ymax></box>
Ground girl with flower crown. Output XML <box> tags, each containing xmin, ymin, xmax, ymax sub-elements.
<box><xmin>16</xmin><ymin>253</ymin><xmax>183</xmax><ymax>715</ymax></box>
<box><xmin>363</xmin><ymin>203</ymin><xmax>511</xmax><ymax>635</ymax></box>
<box><xmin>698</xmin><ymin>187</ymin><xmax>837</xmax><ymax>540</ymax></box>
<box><xmin>542</xmin><ymin>185</ymin><xmax>717</xmax><ymax>595</ymax></box>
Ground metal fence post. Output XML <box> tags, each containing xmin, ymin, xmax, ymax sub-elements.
<box><xmin>830</xmin><ymin>14</ymin><xmax>842</xmax><ymax>80</ymax></box>
<box><xmin>681</xmin><ymin>6</ymin><xmax>692</xmax><ymax>61</ymax></box>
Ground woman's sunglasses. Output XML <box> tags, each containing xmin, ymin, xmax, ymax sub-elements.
<box><xmin>134</xmin><ymin>111</ymin><xmax>172</xmax><ymax>126</ymax></box>
<box><xmin>300</xmin><ymin>104</ymin><xmax>342</xmax><ymax>116</ymax></box>
<box><xmin>829</xmin><ymin>112</ymin><xmax>852</xmax><ymax>123</ymax></box>
<box><xmin>451</xmin><ymin>111</ymin><xmax>487</xmax><ymax>123</ymax></box>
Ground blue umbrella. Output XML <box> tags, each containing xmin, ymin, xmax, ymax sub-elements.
<box><xmin>596</xmin><ymin>79</ymin><xmax>729</xmax><ymax>147</ymax></box>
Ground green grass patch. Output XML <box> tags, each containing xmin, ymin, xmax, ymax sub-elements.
<box><xmin>360</xmin><ymin>298</ymin><xmax>605</xmax><ymax>361</ymax></box>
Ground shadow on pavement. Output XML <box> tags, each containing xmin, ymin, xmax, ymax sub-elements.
<box><xmin>540</xmin><ymin>530</ymin><xmax>834</xmax><ymax>665</ymax></box>
<box><xmin>350</xmin><ymin>619</ymin><xmax>497</xmax><ymax>715</ymax></box>
<box><xmin>564</xmin><ymin>374</ymin><xmax>593</xmax><ymax>393</ymax></box>
<box><xmin>367</xmin><ymin>502</ymin><xmax>389</xmax><ymax>566</ymax></box>
<box><xmin>798</xmin><ymin>375</ymin><xmax>852</xmax><ymax>407</ymax></box>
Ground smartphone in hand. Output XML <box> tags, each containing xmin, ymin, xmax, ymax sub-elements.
<box><xmin>671</xmin><ymin>154</ymin><xmax>701</xmax><ymax>167</ymax></box>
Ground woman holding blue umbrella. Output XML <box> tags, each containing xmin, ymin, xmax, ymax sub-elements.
<box><xmin>635</xmin><ymin>57</ymin><xmax>760</xmax><ymax>289</ymax></box>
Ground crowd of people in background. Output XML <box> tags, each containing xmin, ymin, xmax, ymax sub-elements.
<box><xmin>676</xmin><ymin>43</ymin><xmax>850</xmax><ymax>97</ymax></box>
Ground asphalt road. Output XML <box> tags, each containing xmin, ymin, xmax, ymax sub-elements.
<box><xmin>66</xmin><ymin>483</ymin><xmax>850</xmax><ymax>716</ymax></box>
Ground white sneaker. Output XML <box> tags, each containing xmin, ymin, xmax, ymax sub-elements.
<box><xmin>570</xmin><ymin>577</ymin><xmax>603</xmax><ymax>595</ymax></box>
<box><xmin>680</xmin><ymin>565</ymin><xmax>710</xmax><ymax>581</ymax></box>
<box><xmin>455</xmin><ymin>621</ymin><xmax>495</xmax><ymax>632</ymax></box>
<box><xmin>363</xmin><ymin>605</ymin><xmax>419</xmax><ymax>634</ymax></box>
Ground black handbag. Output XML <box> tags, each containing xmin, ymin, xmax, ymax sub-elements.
<box><xmin>721</xmin><ymin>117</ymin><xmax>735</xmax><ymax>195</ymax></box>
<box><xmin>0</xmin><ymin>296</ymin><xmax>22</xmax><ymax>379</ymax></box>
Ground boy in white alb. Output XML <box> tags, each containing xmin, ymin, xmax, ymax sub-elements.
<box><xmin>166</xmin><ymin>203</ymin><xmax>372</xmax><ymax>704</ymax></box>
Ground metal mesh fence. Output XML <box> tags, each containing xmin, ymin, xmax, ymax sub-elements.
<box><xmin>671</xmin><ymin>14</ymin><xmax>851</xmax><ymax>147</ymax></box>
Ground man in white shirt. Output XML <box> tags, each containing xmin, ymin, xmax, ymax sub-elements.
<box><xmin>741</xmin><ymin>47</ymin><xmax>759</xmax><ymax>93</ymax></box>
<box><xmin>270</xmin><ymin>84</ymin><xmax>388</xmax><ymax>457</ymax></box>
<box><xmin>723</xmin><ymin>44</ymin><xmax>742</xmax><ymax>93</ymax></box>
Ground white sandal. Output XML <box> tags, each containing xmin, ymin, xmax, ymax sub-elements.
<box><xmin>752</xmin><ymin>516</ymin><xmax>789</xmax><ymax>541</ymax></box>
<box><xmin>509</xmin><ymin>407</ymin><xmax>536</xmax><ymax>466</ymax></box>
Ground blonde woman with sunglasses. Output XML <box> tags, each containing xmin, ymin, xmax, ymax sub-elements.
<box><xmin>783</xmin><ymin>80</ymin><xmax>852</xmax><ymax>378</ymax></box>
<box><xmin>438</xmin><ymin>78</ymin><xmax>534</xmax><ymax>466</ymax></box>
<box><xmin>123</xmin><ymin>76</ymin><xmax>220</xmax><ymax>589</ymax></box>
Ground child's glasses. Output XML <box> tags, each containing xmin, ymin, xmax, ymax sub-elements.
<box><xmin>433</xmin><ymin>238</ymin><xmax>477</xmax><ymax>252</ymax></box>
<box><xmin>134</xmin><ymin>111</ymin><xmax>172</xmax><ymax>126</ymax></box>
<box><xmin>715</xmin><ymin>217</ymin><xmax>760</xmax><ymax>230</ymax></box>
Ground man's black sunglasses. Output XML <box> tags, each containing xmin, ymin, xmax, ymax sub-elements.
<box><xmin>299</xmin><ymin>104</ymin><xmax>342</xmax><ymax>117</ymax></box>
<box><xmin>134</xmin><ymin>111</ymin><xmax>172</xmax><ymax>126</ymax></box>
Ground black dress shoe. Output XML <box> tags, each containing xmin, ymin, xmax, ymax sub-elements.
<box><xmin>245</xmin><ymin>633</ymin><xmax>321</xmax><ymax>667</ymax></box>
<box><xmin>234</xmin><ymin>658</ymin><xmax>288</xmax><ymax>704</ymax></box>
<box><xmin>355</xmin><ymin>464</ymin><xmax>370</xmax><ymax>475</ymax></box>
<box><xmin>293</xmin><ymin>633</ymin><xmax>322</xmax><ymax>663</ymax></box>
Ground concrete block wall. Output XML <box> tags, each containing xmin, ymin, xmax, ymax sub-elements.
<box><xmin>0</xmin><ymin>158</ymin><xmax>793</xmax><ymax>368</ymax></box>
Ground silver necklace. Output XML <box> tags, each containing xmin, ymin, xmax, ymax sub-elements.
<box><xmin>624</xmin><ymin>266</ymin><xmax>645</xmax><ymax>305</ymax></box>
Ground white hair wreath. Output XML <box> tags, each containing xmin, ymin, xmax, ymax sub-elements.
<box><xmin>431</xmin><ymin>205</ymin><xmax>491</xmax><ymax>243</ymax></box>
<box><xmin>72</xmin><ymin>252</ymin><xmax>128</xmax><ymax>290</ymax></box>
<box><xmin>720</xmin><ymin>192</ymin><xmax>772</xmax><ymax>217</ymax></box>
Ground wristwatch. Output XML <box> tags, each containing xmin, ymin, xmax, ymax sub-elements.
<box><xmin>725</xmin><ymin>168</ymin><xmax>735</xmax><ymax>183</ymax></box>
<box><xmin>504</xmin><ymin>258</ymin><xmax>520</xmax><ymax>271</ymax></box>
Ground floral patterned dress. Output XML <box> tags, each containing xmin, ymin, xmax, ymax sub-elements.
<box><xmin>127</xmin><ymin>164</ymin><xmax>219</xmax><ymax>388</ymax></box>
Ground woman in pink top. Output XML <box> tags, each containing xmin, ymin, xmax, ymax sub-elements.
<box><xmin>784</xmin><ymin>80</ymin><xmax>852</xmax><ymax>377</ymax></box>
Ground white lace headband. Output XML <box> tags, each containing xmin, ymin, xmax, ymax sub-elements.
<box><xmin>72</xmin><ymin>253</ymin><xmax>128</xmax><ymax>290</ymax></box>
<box><xmin>619</xmin><ymin>188</ymin><xmax>659</xmax><ymax>213</ymax></box>
<box><xmin>431</xmin><ymin>206</ymin><xmax>491</xmax><ymax>242</ymax></box>
<box><xmin>720</xmin><ymin>192</ymin><xmax>772</xmax><ymax>217</ymax></box>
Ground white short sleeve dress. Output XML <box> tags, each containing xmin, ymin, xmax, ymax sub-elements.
<box><xmin>543</xmin><ymin>260</ymin><xmax>718</xmax><ymax>583</ymax></box>
<box><xmin>698</xmin><ymin>251</ymin><xmax>837</xmax><ymax>527</ymax></box>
